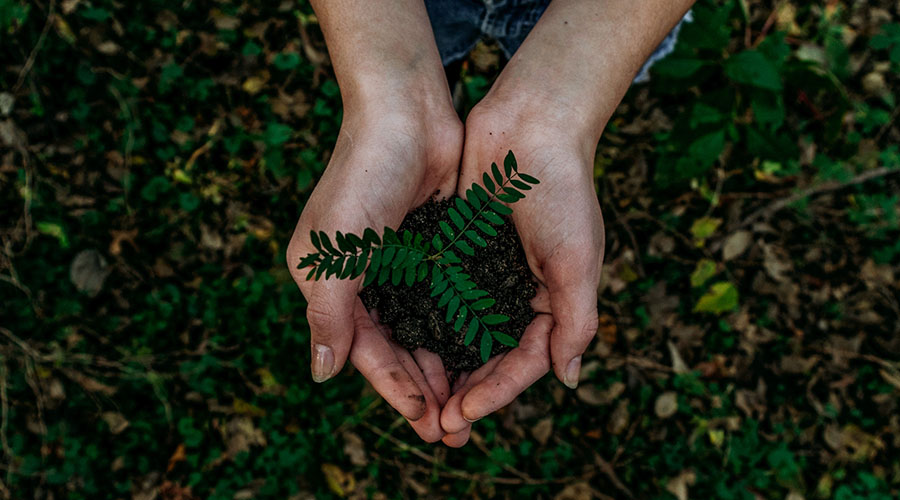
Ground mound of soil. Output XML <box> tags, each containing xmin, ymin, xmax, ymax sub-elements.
<box><xmin>360</xmin><ymin>196</ymin><xmax>536</xmax><ymax>373</ymax></box>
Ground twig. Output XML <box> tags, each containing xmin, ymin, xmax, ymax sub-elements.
<box><xmin>13</xmin><ymin>0</ymin><xmax>56</xmax><ymax>92</ymax></box>
<box><xmin>738</xmin><ymin>166</ymin><xmax>900</xmax><ymax>229</ymax></box>
<box><xmin>468</xmin><ymin>430</ymin><xmax>538</xmax><ymax>484</ymax></box>
<box><xmin>603</xmin><ymin>179</ymin><xmax>644</xmax><ymax>277</ymax></box>
<box><xmin>362</xmin><ymin>422</ymin><xmax>590</xmax><ymax>486</ymax></box>
<box><xmin>874</xmin><ymin>104</ymin><xmax>900</xmax><ymax>144</ymax></box>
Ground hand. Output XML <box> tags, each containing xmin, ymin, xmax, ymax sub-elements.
<box><xmin>439</xmin><ymin>102</ymin><xmax>605</xmax><ymax>447</ymax></box>
<box><xmin>286</xmin><ymin>104</ymin><xmax>463</xmax><ymax>442</ymax></box>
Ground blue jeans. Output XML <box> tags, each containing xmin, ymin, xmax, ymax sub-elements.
<box><xmin>424</xmin><ymin>0</ymin><xmax>692</xmax><ymax>83</ymax></box>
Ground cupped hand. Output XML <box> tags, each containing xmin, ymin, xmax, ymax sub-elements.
<box><xmin>439</xmin><ymin>104</ymin><xmax>605</xmax><ymax>447</ymax></box>
<box><xmin>286</xmin><ymin>107</ymin><xmax>463</xmax><ymax>442</ymax></box>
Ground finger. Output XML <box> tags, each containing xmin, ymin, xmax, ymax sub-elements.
<box><xmin>349</xmin><ymin>302</ymin><xmax>427</xmax><ymax>421</ymax></box>
<box><xmin>391</xmin><ymin>343</ymin><xmax>445</xmax><ymax>443</ymax></box>
<box><xmin>287</xmin><ymin>226</ymin><xmax>358</xmax><ymax>383</ymax></box>
<box><xmin>460</xmin><ymin>314</ymin><xmax>553</xmax><ymax>421</ymax></box>
<box><xmin>544</xmin><ymin>249</ymin><xmax>601</xmax><ymax>389</ymax></box>
<box><xmin>413</xmin><ymin>349</ymin><xmax>451</xmax><ymax>406</ymax></box>
<box><xmin>441</xmin><ymin>426</ymin><xmax>471</xmax><ymax>448</ymax></box>
<box><xmin>302</xmin><ymin>282</ymin><xmax>357</xmax><ymax>383</ymax></box>
<box><xmin>440</xmin><ymin>354</ymin><xmax>506</xmax><ymax>434</ymax></box>
<box><xmin>531</xmin><ymin>283</ymin><xmax>551</xmax><ymax>314</ymax></box>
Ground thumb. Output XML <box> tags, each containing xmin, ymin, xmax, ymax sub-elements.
<box><xmin>545</xmin><ymin>249</ymin><xmax>600</xmax><ymax>389</ymax></box>
<box><xmin>287</xmin><ymin>224</ymin><xmax>357</xmax><ymax>383</ymax></box>
<box><xmin>303</xmin><ymin>283</ymin><xmax>357</xmax><ymax>382</ymax></box>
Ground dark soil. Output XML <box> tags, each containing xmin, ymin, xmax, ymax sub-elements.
<box><xmin>360</xmin><ymin>196</ymin><xmax>537</xmax><ymax>373</ymax></box>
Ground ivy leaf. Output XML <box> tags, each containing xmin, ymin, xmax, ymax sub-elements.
<box><xmin>694</xmin><ymin>281</ymin><xmax>739</xmax><ymax>314</ymax></box>
<box><xmin>724</xmin><ymin>50</ymin><xmax>783</xmax><ymax>91</ymax></box>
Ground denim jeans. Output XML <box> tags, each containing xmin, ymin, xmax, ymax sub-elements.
<box><xmin>424</xmin><ymin>0</ymin><xmax>692</xmax><ymax>83</ymax></box>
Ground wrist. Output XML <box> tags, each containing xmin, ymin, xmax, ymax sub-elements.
<box><xmin>473</xmin><ymin>84</ymin><xmax>605</xmax><ymax>158</ymax></box>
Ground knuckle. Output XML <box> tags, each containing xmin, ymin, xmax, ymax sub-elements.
<box><xmin>305</xmin><ymin>300</ymin><xmax>344</xmax><ymax>333</ymax></box>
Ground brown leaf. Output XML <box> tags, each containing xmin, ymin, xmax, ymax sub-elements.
<box><xmin>667</xmin><ymin>341</ymin><xmax>689</xmax><ymax>374</ymax></box>
<box><xmin>531</xmin><ymin>417</ymin><xmax>554</xmax><ymax>446</ymax></box>
<box><xmin>342</xmin><ymin>432</ymin><xmax>368</xmax><ymax>467</ymax></box>
<box><xmin>102</xmin><ymin>412</ymin><xmax>130</xmax><ymax>434</ymax></box>
<box><xmin>665</xmin><ymin>470</ymin><xmax>696</xmax><ymax>500</ymax></box>
<box><xmin>167</xmin><ymin>443</ymin><xmax>186</xmax><ymax>472</ymax></box>
<box><xmin>722</xmin><ymin>230</ymin><xmax>752</xmax><ymax>261</ymax></box>
<box><xmin>607</xmin><ymin>400</ymin><xmax>630</xmax><ymax>435</ymax></box>
<box><xmin>553</xmin><ymin>481</ymin><xmax>593</xmax><ymax>500</ymax></box>
<box><xmin>577</xmin><ymin>381</ymin><xmax>625</xmax><ymax>406</ymax></box>
<box><xmin>70</xmin><ymin>249</ymin><xmax>110</xmax><ymax>297</ymax></box>
<box><xmin>654</xmin><ymin>392</ymin><xmax>678</xmax><ymax>419</ymax></box>
<box><xmin>322</xmin><ymin>464</ymin><xmax>355</xmax><ymax>497</ymax></box>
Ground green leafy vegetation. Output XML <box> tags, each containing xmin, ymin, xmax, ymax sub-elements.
<box><xmin>300</xmin><ymin>151</ymin><xmax>538</xmax><ymax>361</ymax></box>
<box><xmin>1</xmin><ymin>0</ymin><xmax>898</xmax><ymax>499</ymax></box>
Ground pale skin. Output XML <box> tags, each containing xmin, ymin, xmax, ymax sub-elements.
<box><xmin>286</xmin><ymin>0</ymin><xmax>695</xmax><ymax>446</ymax></box>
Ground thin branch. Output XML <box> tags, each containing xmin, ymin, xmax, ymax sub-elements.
<box><xmin>738</xmin><ymin>166</ymin><xmax>900</xmax><ymax>229</ymax></box>
<box><xmin>13</xmin><ymin>0</ymin><xmax>57</xmax><ymax>92</ymax></box>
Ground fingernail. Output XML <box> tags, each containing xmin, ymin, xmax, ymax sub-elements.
<box><xmin>564</xmin><ymin>356</ymin><xmax>581</xmax><ymax>389</ymax></box>
<box><xmin>463</xmin><ymin>415</ymin><xmax>481</xmax><ymax>423</ymax></box>
<box><xmin>311</xmin><ymin>344</ymin><xmax>334</xmax><ymax>383</ymax></box>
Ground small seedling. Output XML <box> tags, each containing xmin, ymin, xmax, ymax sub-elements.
<box><xmin>298</xmin><ymin>150</ymin><xmax>539</xmax><ymax>362</ymax></box>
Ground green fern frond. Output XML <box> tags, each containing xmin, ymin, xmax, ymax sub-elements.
<box><xmin>297</xmin><ymin>150</ymin><xmax>540</xmax><ymax>363</ymax></box>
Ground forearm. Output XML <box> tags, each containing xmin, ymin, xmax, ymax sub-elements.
<box><xmin>310</xmin><ymin>0</ymin><xmax>451</xmax><ymax>114</ymax></box>
<box><xmin>483</xmin><ymin>0</ymin><xmax>695</xmax><ymax>148</ymax></box>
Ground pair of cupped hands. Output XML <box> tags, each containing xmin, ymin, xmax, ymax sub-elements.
<box><xmin>286</xmin><ymin>89</ymin><xmax>605</xmax><ymax>447</ymax></box>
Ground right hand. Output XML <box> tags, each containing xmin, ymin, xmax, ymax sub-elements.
<box><xmin>286</xmin><ymin>104</ymin><xmax>463</xmax><ymax>442</ymax></box>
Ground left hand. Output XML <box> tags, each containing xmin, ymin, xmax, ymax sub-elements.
<box><xmin>438</xmin><ymin>101</ymin><xmax>605</xmax><ymax>447</ymax></box>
